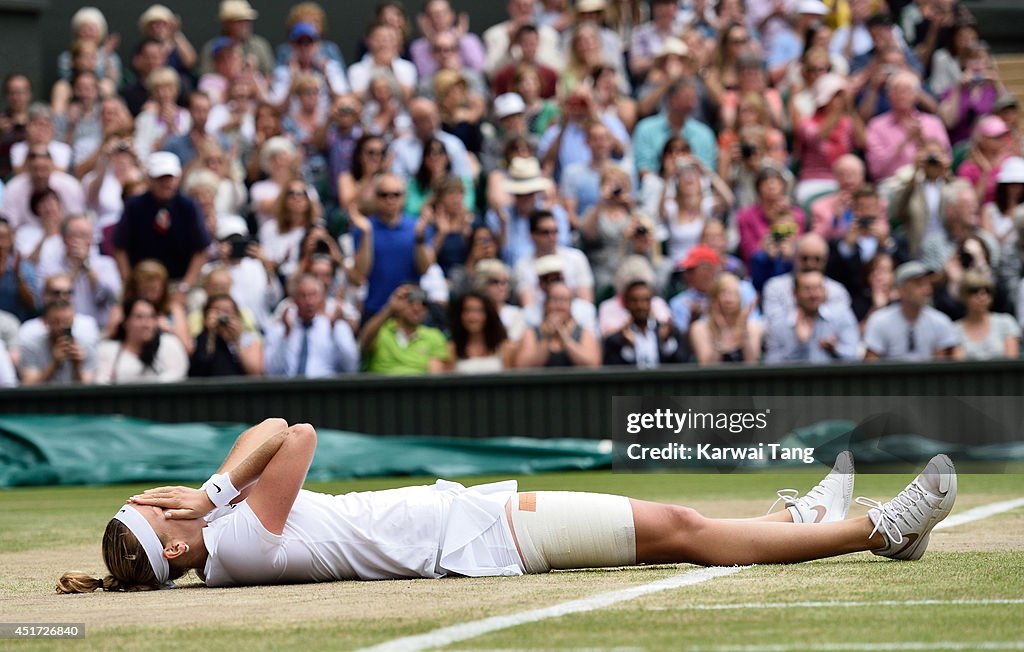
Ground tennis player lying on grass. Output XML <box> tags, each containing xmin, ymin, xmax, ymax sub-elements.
<box><xmin>58</xmin><ymin>419</ymin><xmax>958</xmax><ymax>593</ymax></box>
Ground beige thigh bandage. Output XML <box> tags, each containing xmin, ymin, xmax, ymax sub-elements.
<box><xmin>508</xmin><ymin>491</ymin><xmax>636</xmax><ymax>574</ymax></box>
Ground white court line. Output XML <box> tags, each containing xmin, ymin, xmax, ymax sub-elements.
<box><xmin>934</xmin><ymin>497</ymin><xmax>1024</xmax><ymax>530</ymax></box>
<box><xmin>357</xmin><ymin>566</ymin><xmax>748</xmax><ymax>652</ymax></box>
<box><xmin>686</xmin><ymin>643</ymin><xmax>1024</xmax><ymax>651</ymax></box>
<box><xmin>360</xmin><ymin>496</ymin><xmax>1024</xmax><ymax>652</ymax></box>
<box><xmin>645</xmin><ymin>598</ymin><xmax>1024</xmax><ymax>611</ymax></box>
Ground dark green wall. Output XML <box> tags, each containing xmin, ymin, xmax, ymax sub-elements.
<box><xmin>1</xmin><ymin>361</ymin><xmax>1022</xmax><ymax>438</ymax></box>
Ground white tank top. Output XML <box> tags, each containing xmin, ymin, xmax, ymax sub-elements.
<box><xmin>200</xmin><ymin>480</ymin><xmax>521</xmax><ymax>587</ymax></box>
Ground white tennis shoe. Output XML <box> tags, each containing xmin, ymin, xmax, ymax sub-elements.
<box><xmin>856</xmin><ymin>454</ymin><xmax>958</xmax><ymax>561</ymax></box>
<box><xmin>770</xmin><ymin>451</ymin><xmax>855</xmax><ymax>524</ymax></box>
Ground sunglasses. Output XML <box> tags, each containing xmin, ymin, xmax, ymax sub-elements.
<box><xmin>533</xmin><ymin>228</ymin><xmax>558</xmax><ymax>236</ymax></box>
<box><xmin>363</xmin><ymin>148</ymin><xmax>385</xmax><ymax>156</ymax></box>
<box><xmin>539</xmin><ymin>273</ymin><xmax>564</xmax><ymax>282</ymax></box>
<box><xmin>377</xmin><ymin>191</ymin><xmax>403</xmax><ymax>199</ymax></box>
<box><xmin>286</xmin><ymin>189</ymin><xmax>307</xmax><ymax>197</ymax></box>
<box><xmin>405</xmin><ymin>290</ymin><xmax>428</xmax><ymax>303</ymax></box>
<box><xmin>967</xmin><ymin>286</ymin><xmax>993</xmax><ymax>295</ymax></box>
<box><xmin>46</xmin><ymin>288</ymin><xmax>73</xmax><ymax>297</ymax></box>
<box><xmin>487</xmin><ymin>277</ymin><xmax>509</xmax><ymax>286</ymax></box>
<box><xmin>799</xmin><ymin>255</ymin><xmax>824</xmax><ymax>263</ymax></box>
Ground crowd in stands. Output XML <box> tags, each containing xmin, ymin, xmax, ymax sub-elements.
<box><xmin>0</xmin><ymin>0</ymin><xmax>1022</xmax><ymax>386</ymax></box>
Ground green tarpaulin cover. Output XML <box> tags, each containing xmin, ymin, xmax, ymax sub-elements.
<box><xmin>0</xmin><ymin>415</ymin><xmax>612</xmax><ymax>487</ymax></box>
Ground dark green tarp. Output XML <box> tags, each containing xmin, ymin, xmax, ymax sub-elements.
<box><xmin>0</xmin><ymin>416</ymin><xmax>612</xmax><ymax>487</ymax></box>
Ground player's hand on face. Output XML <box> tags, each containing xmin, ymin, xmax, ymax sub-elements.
<box><xmin>129</xmin><ymin>486</ymin><xmax>215</xmax><ymax>519</ymax></box>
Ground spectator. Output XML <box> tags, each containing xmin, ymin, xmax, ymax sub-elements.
<box><xmin>512</xmin><ymin>64</ymin><xmax>560</xmax><ymax>138</ymax></box>
<box><xmin>603</xmin><ymin>277</ymin><xmax>686</xmax><ymax>368</ymax></box>
<box><xmin>314</xmin><ymin>94</ymin><xmax>363</xmax><ymax>205</ymax></box>
<box><xmin>0</xmin><ymin>73</ymin><xmax>33</xmax><ymax>178</ymax></box>
<box><xmin>54</xmin><ymin>71</ymin><xmax>104</xmax><ymax>167</ymax></box>
<box><xmin>472</xmin><ymin>258</ymin><xmax>526</xmax><ymax>342</ymax></box>
<box><xmin>515</xmin><ymin>281</ymin><xmax>601</xmax><ymax>368</ymax></box>
<box><xmin>1</xmin><ymin>147</ymin><xmax>85</xmax><ymax>234</ymax></box>
<box><xmin>921</xmin><ymin>180</ymin><xmax>998</xmax><ymax>282</ymax></box>
<box><xmin>390</xmin><ymin>98</ymin><xmax>472</xmax><ymax>181</ymax></box>
<box><xmin>560</xmin><ymin>23</ymin><xmax>627</xmax><ymax>97</ymax></box>
<box><xmin>347</xmin><ymin>23</ymin><xmax>417</xmax><ymax>102</ymax></box>
<box><xmin>206</xmin><ymin>214</ymin><xmax>282</xmax><ymax>334</ymax></box>
<box><xmin>249</xmin><ymin>136</ymin><xmax>302</xmax><ymax>226</ymax></box>
<box><xmin>189</xmin><ymin>293</ymin><xmax>263</xmax><ymax>377</ymax></box>
<box><xmin>259</xmin><ymin>179</ymin><xmax>321</xmax><ymax>281</ymax></box>
<box><xmin>982</xmin><ymin>156</ymin><xmax>1024</xmax><ymax>248</ymax></box>
<box><xmin>137</xmin><ymin>4</ymin><xmax>197</xmax><ymax>82</ymax></box>
<box><xmin>351</xmin><ymin>174</ymin><xmax>434</xmax><ymax>318</ymax></box>
<box><xmin>0</xmin><ymin>219</ymin><xmax>37</xmax><ymax>322</ymax></box>
<box><xmin>521</xmin><ymin>255</ymin><xmax>598</xmax><ymax>335</ymax></box>
<box><xmin>10</xmin><ymin>104</ymin><xmax>73</xmax><ymax>174</ymax></box>
<box><xmin>705</xmin><ymin>21</ymin><xmax>753</xmax><ymax>111</ymax></box>
<box><xmin>538</xmin><ymin>87</ymin><xmax>628</xmax><ymax>182</ymax></box>
<box><xmin>590</xmin><ymin>63</ymin><xmax>638</xmax><ymax>134</ymax></box>
<box><xmin>199</xmin><ymin>0</ymin><xmax>275</xmax><ymax>78</ymax></box>
<box><xmin>114</xmin><ymin>152</ymin><xmax>210</xmax><ymax>288</ymax></box>
<box><xmin>0</xmin><ymin>339</ymin><xmax>15</xmax><ymax>387</ymax></box>
<box><xmin>811</xmin><ymin>154</ymin><xmax>868</xmax><ymax>240</ymax></box>
<box><xmin>657</xmin><ymin>160</ymin><xmax>723</xmax><ymax>265</ymax></box>
<box><xmin>580</xmin><ymin>165</ymin><xmax>644</xmax><ymax>292</ymax></box>
<box><xmin>954</xmin><ymin>269</ymin><xmax>1019</xmax><ymax>360</ymax></box>
<box><xmin>668</xmin><ymin>244</ymin><xmax>758</xmax><ymax>335</ymax></box>
<box><xmin>853</xmin><ymin>252</ymin><xmax>899</xmax><ymax>325</ymax></box>
<box><xmin>826</xmin><ymin>183</ymin><xmax>900</xmax><ymax>301</ymax></box>
<box><xmin>274</xmin><ymin>2</ymin><xmax>346</xmax><ymax>69</ymax></box>
<box><xmin>445</xmin><ymin>290</ymin><xmax>513</xmax><ymax>373</ymax></box>
<box><xmin>120</xmin><ymin>38</ymin><xmax>171</xmax><ymax>118</ymax></box>
<box><xmin>95</xmin><ymin>296</ymin><xmax>189</xmax><ymax>384</ymax></box>
<box><xmin>598</xmin><ymin>255</ymin><xmax>673</xmax><ymax>338</ymax></box>
<box><xmin>891</xmin><ymin>139</ymin><xmax>953</xmax><ymax>258</ymax></box>
<box><xmin>514</xmin><ymin>209</ymin><xmax>594</xmax><ymax>308</ymax></box>
<box><xmin>763</xmin><ymin>233</ymin><xmax>852</xmax><ymax>324</ymax></box>
<box><xmin>928</xmin><ymin>18</ymin><xmax>980</xmax><ymax>98</ymax></box>
<box><xmin>448</xmin><ymin>225</ymin><xmax>500</xmax><ymax>296</ymax></box>
<box><xmin>938</xmin><ymin>41</ymin><xmax>1005</xmax><ymax>147</ymax></box>
<box><xmin>264</xmin><ymin>273</ymin><xmax>357</xmax><ymax>377</ymax></box>
<box><xmin>17</xmin><ymin>298</ymin><xmax>95</xmax><ymax>385</ymax></box>
<box><xmin>794</xmin><ymin>75</ymin><xmax>865</xmax><ymax>204</ymax></box>
<box><xmin>338</xmin><ymin>134</ymin><xmax>388</xmax><ymax>218</ymax></box>
<box><xmin>689</xmin><ymin>272</ymin><xmax>763</xmax><ymax>365</ymax></box>
<box><xmin>736</xmin><ymin>166</ymin><xmax>807</xmax><ymax>265</ymax></box>
<box><xmin>483</xmin><ymin>0</ymin><xmax>563</xmax><ymax>75</ymax></box>
<box><xmin>864</xmin><ymin>260</ymin><xmax>961</xmax><ymax>361</ymax></box>
<box><xmin>418</xmin><ymin>175</ymin><xmax>475</xmax><ymax>277</ymax></box>
<box><xmin>480</xmin><ymin>93</ymin><xmax>538</xmax><ymax>176</ymax></box>
<box><xmin>764</xmin><ymin>270</ymin><xmax>860</xmax><ymax>364</ymax></box>
<box><xmin>629</xmin><ymin>0</ymin><xmax>684</xmax><ymax>81</ymax></box>
<box><xmin>410</xmin><ymin>0</ymin><xmax>486</xmax><ymax>79</ymax></box>
<box><xmin>633</xmin><ymin>78</ymin><xmax>716</xmax><ymax>179</ymax></box>
<box><xmin>488</xmin><ymin>156</ymin><xmax>568</xmax><ymax>267</ymax></box>
<box><xmin>560</xmin><ymin>121</ymin><xmax>623</xmax><ymax>229</ymax></box>
<box><xmin>56</xmin><ymin>7</ymin><xmax>121</xmax><ymax>102</ymax></box>
<box><xmin>37</xmin><ymin>214</ymin><xmax>121</xmax><ymax>329</ymax></box>
<box><xmin>435</xmin><ymin>70</ymin><xmax>486</xmax><ymax>163</ymax></box>
<box><xmin>269</xmin><ymin>22</ymin><xmax>350</xmax><ymax>119</ymax></box>
<box><xmin>865</xmin><ymin>71</ymin><xmax>950</xmax><ymax>183</ymax></box>
<box><xmin>16</xmin><ymin>187</ymin><xmax>64</xmax><ymax>264</ymax></box>
<box><xmin>359</xmin><ymin>283</ymin><xmax>448</xmax><ymax>375</ymax></box>
<box><xmin>956</xmin><ymin>115</ymin><xmax>1012</xmax><ymax>205</ymax></box>
<box><xmin>106</xmin><ymin>259</ymin><xmax>191</xmax><ymax>355</ymax></box>
<box><xmin>133</xmin><ymin>67</ymin><xmax>191</xmax><ymax>159</ymax></box>
<box><xmin>490</xmin><ymin>27</ymin><xmax>560</xmax><ymax>99</ymax></box>
<box><xmin>405</xmin><ymin>137</ymin><xmax>476</xmax><ymax>218</ymax></box>
<box><xmin>719</xmin><ymin>54</ymin><xmax>784</xmax><ymax>135</ymax></box>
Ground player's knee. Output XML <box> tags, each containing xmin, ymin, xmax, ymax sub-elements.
<box><xmin>261</xmin><ymin>417</ymin><xmax>288</xmax><ymax>431</ymax></box>
<box><xmin>666</xmin><ymin>505</ymin><xmax>705</xmax><ymax>533</ymax></box>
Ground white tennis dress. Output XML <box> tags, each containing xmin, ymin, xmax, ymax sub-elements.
<box><xmin>198</xmin><ymin>480</ymin><xmax>524</xmax><ymax>587</ymax></box>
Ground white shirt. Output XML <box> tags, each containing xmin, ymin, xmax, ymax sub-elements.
<box><xmin>94</xmin><ymin>332</ymin><xmax>190</xmax><ymax>384</ymax></box>
<box><xmin>0</xmin><ymin>339</ymin><xmax>16</xmax><ymax>387</ymax></box>
<box><xmin>263</xmin><ymin>312</ymin><xmax>358</xmax><ymax>378</ymax></box>
<box><xmin>346</xmin><ymin>55</ymin><xmax>417</xmax><ymax>97</ymax></box>
<box><xmin>11</xmin><ymin>140</ymin><xmax>73</xmax><ymax>172</ymax></box>
<box><xmin>257</xmin><ymin>220</ymin><xmax>306</xmax><ymax>279</ymax></box>
<box><xmin>200</xmin><ymin>480</ymin><xmax>521</xmax><ymax>587</ymax></box>
<box><xmin>36</xmin><ymin>246</ymin><xmax>122</xmax><ymax>328</ymax></box>
<box><xmin>0</xmin><ymin>171</ymin><xmax>85</xmax><ymax>231</ymax></box>
<box><xmin>513</xmin><ymin>246</ymin><xmax>595</xmax><ymax>304</ymax></box>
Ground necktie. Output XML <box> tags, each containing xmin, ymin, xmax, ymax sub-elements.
<box><xmin>296</xmin><ymin>322</ymin><xmax>312</xmax><ymax>376</ymax></box>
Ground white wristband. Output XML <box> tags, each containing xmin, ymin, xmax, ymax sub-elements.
<box><xmin>201</xmin><ymin>472</ymin><xmax>240</xmax><ymax>508</ymax></box>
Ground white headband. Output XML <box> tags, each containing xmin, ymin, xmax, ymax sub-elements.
<box><xmin>113</xmin><ymin>505</ymin><xmax>170</xmax><ymax>585</ymax></box>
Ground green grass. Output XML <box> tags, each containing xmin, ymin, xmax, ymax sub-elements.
<box><xmin>1</xmin><ymin>471</ymin><xmax>1022</xmax><ymax>651</ymax></box>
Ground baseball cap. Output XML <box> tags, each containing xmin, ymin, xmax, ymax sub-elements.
<box><xmin>978</xmin><ymin>115</ymin><xmax>1010</xmax><ymax>139</ymax></box>
<box><xmin>797</xmin><ymin>0</ymin><xmax>828</xmax><ymax>15</ymax></box>
<box><xmin>147</xmin><ymin>151</ymin><xmax>182</xmax><ymax>178</ymax></box>
<box><xmin>895</xmin><ymin>261</ymin><xmax>930</xmax><ymax>286</ymax></box>
<box><xmin>494</xmin><ymin>93</ymin><xmax>526</xmax><ymax>119</ymax></box>
<box><xmin>215</xmin><ymin>214</ymin><xmax>249</xmax><ymax>240</ymax></box>
<box><xmin>679</xmin><ymin>244</ymin><xmax>721</xmax><ymax>271</ymax></box>
<box><xmin>290</xmin><ymin>22</ymin><xmax>320</xmax><ymax>41</ymax></box>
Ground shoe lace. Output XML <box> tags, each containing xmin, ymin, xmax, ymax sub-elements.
<box><xmin>767</xmin><ymin>488</ymin><xmax>799</xmax><ymax>515</ymax></box>
<box><xmin>855</xmin><ymin>481</ymin><xmax>936</xmax><ymax>546</ymax></box>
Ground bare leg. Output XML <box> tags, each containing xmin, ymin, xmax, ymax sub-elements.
<box><xmin>631</xmin><ymin>499</ymin><xmax>884</xmax><ymax>566</ymax></box>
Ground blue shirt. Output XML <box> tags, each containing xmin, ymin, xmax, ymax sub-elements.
<box><xmin>560</xmin><ymin>163</ymin><xmax>602</xmax><ymax>217</ymax></box>
<box><xmin>763</xmin><ymin>305</ymin><xmax>860</xmax><ymax>364</ymax></box>
<box><xmin>537</xmin><ymin>116</ymin><xmax>630</xmax><ymax>182</ymax></box>
<box><xmin>352</xmin><ymin>214</ymin><xmax>421</xmax><ymax>316</ymax></box>
<box><xmin>632</xmin><ymin>113</ymin><xmax>717</xmax><ymax>176</ymax></box>
<box><xmin>483</xmin><ymin>202</ymin><xmax>571</xmax><ymax>269</ymax></box>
